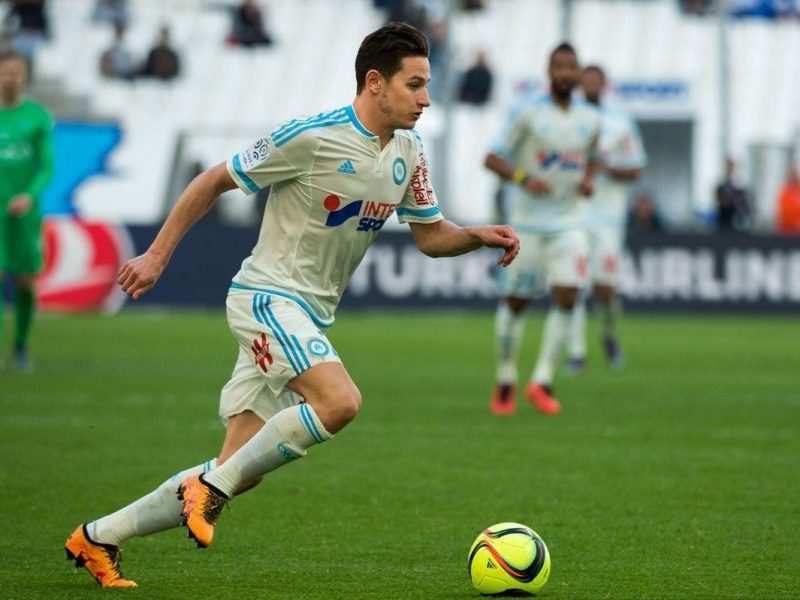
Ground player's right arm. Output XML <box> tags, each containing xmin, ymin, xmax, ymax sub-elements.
<box><xmin>484</xmin><ymin>152</ymin><xmax>552</xmax><ymax>196</ymax></box>
<box><xmin>118</xmin><ymin>163</ymin><xmax>236</xmax><ymax>300</ymax></box>
<box><xmin>119</xmin><ymin>122</ymin><xmax>315</xmax><ymax>299</ymax></box>
<box><xmin>484</xmin><ymin>107</ymin><xmax>552</xmax><ymax>196</ymax></box>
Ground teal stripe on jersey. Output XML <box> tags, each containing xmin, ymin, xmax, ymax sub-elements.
<box><xmin>233</xmin><ymin>154</ymin><xmax>259</xmax><ymax>193</ymax></box>
<box><xmin>345</xmin><ymin>105</ymin><xmax>375</xmax><ymax>137</ymax></box>
<box><xmin>299</xmin><ymin>403</ymin><xmax>325</xmax><ymax>443</ymax></box>
<box><xmin>272</xmin><ymin>108</ymin><xmax>347</xmax><ymax>141</ymax></box>
<box><xmin>396</xmin><ymin>206</ymin><xmax>441</xmax><ymax>219</ymax></box>
<box><xmin>230</xmin><ymin>282</ymin><xmax>334</xmax><ymax>328</ymax></box>
<box><xmin>411</xmin><ymin>128</ymin><xmax>424</xmax><ymax>149</ymax></box>
<box><xmin>273</xmin><ymin>116</ymin><xmax>350</xmax><ymax>148</ymax></box>
<box><xmin>252</xmin><ymin>294</ymin><xmax>302</xmax><ymax>375</ymax></box>
<box><xmin>290</xmin><ymin>334</ymin><xmax>311</xmax><ymax>370</ymax></box>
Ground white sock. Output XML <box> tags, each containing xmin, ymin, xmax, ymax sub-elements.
<box><xmin>532</xmin><ymin>307</ymin><xmax>572</xmax><ymax>386</ymax></box>
<box><xmin>568</xmin><ymin>300</ymin><xmax>587</xmax><ymax>360</ymax></box>
<box><xmin>599</xmin><ymin>296</ymin><xmax>620</xmax><ymax>338</ymax></box>
<box><xmin>89</xmin><ymin>458</ymin><xmax>217</xmax><ymax>546</ymax></box>
<box><xmin>495</xmin><ymin>303</ymin><xmax>525</xmax><ymax>384</ymax></box>
<box><xmin>204</xmin><ymin>403</ymin><xmax>332</xmax><ymax>498</ymax></box>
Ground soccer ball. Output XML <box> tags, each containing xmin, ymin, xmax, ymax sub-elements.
<box><xmin>467</xmin><ymin>522</ymin><xmax>551</xmax><ymax>596</ymax></box>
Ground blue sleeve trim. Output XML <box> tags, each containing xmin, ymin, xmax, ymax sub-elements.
<box><xmin>232</xmin><ymin>154</ymin><xmax>260</xmax><ymax>193</ymax></box>
<box><xmin>231</xmin><ymin>282</ymin><xmax>334</xmax><ymax>328</ymax></box>
<box><xmin>397</xmin><ymin>206</ymin><xmax>442</xmax><ymax>219</ymax></box>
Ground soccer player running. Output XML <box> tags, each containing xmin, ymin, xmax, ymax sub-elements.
<box><xmin>0</xmin><ymin>52</ymin><xmax>53</xmax><ymax>372</ymax></box>
<box><xmin>65</xmin><ymin>23</ymin><xmax>520</xmax><ymax>588</ymax></box>
<box><xmin>566</xmin><ymin>65</ymin><xmax>646</xmax><ymax>372</ymax></box>
<box><xmin>485</xmin><ymin>43</ymin><xmax>600</xmax><ymax>416</ymax></box>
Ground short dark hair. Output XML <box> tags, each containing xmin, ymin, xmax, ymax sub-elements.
<box><xmin>549</xmin><ymin>42</ymin><xmax>577</xmax><ymax>66</ymax></box>
<box><xmin>583</xmin><ymin>64</ymin><xmax>606</xmax><ymax>81</ymax></box>
<box><xmin>355</xmin><ymin>22</ymin><xmax>429</xmax><ymax>94</ymax></box>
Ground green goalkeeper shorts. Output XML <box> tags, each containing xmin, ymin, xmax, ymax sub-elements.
<box><xmin>0</xmin><ymin>204</ymin><xmax>44</xmax><ymax>276</ymax></box>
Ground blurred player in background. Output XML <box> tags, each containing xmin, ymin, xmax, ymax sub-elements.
<box><xmin>567</xmin><ymin>65</ymin><xmax>646</xmax><ymax>372</ymax></box>
<box><xmin>0</xmin><ymin>51</ymin><xmax>53</xmax><ymax>372</ymax></box>
<box><xmin>64</xmin><ymin>22</ymin><xmax>519</xmax><ymax>588</ymax></box>
<box><xmin>485</xmin><ymin>42</ymin><xmax>600</xmax><ymax>416</ymax></box>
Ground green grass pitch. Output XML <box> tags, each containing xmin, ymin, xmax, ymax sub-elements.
<box><xmin>1</xmin><ymin>310</ymin><xmax>798</xmax><ymax>599</ymax></box>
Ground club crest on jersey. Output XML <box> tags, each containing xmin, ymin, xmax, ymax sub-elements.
<box><xmin>392</xmin><ymin>157</ymin><xmax>407</xmax><ymax>185</ymax></box>
<box><xmin>323</xmin><ymin>194</ymin><xmax>396</xmax><ymax>232</ymax></box>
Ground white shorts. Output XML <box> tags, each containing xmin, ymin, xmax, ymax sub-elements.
<box><xmin>498</xmin><ymin>229</ymin><xmax>588</xmax><ymax>298</ymax></box>
<box><xmin>587</xmin><ymin>224</ymin><xmax>624</xmax><ymax>286</ymax></box>
<box><xmin>219</xmin><ymin>289</ymin><xmax>342</xmax><ymax>425</ymax></box>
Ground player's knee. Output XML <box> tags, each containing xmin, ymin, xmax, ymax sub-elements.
<box><xmin>336</xmin><ymin>386</ymin><xmax>362</xmax><ymax>425</ymax></box>
<box><xmin>505</xmin><ymin>297</ymin><xmax>528</xmax><ymax>314</ymax></box>
<box><xmin>14</xmin><ymin>275</ymin><xmax>35</xmax><ymax>290</ymax></box>
<box><xmin>315</xmin><ymin>386</ymin><xmax>361</xmax><ymax>433</ymax></box>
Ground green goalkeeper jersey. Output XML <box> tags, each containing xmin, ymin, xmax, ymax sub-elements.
<box><xmin>0</xmin><ymin>100</ymin><xmax>54</xmax><ymax>206</ymax></box>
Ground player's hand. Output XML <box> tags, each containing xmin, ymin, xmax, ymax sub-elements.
<box><xmin>7</xmin><ymin>194</ymin><xmax>33</xmax><ymax>216</ymax></box>
<box><xmin>578</xmin><ymin>176</ymin><xmax>594</xmax><ymax>197</ymax></box>
<box><xmin>117</xmin><ymin>251</ymin><xmax>167</xmax><ymax>300</ymax></box>
<box><xmin>473</xmin><ymin>225</ymin><xmax>520</xmax><ymax>267</ymax></box>
<box><xmin>523</xmin><ymin>177</ymin><xmax>552</xmax><ymax>196</ymax></box>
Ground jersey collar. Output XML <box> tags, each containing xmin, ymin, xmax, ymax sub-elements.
<box><xmin>345</xmin><ymin>105</ymin><xmax>376</xmax><ymax>138</ymax></box>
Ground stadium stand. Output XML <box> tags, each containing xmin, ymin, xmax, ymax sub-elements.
<box><xmin>22</xmin><ymin>0</ymin><xmax>800</xmax><ymax>227</ymax></box>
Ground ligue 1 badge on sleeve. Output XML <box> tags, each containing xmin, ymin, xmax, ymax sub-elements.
<box><xmin>242</xmin><ymin>137</ymin><xmax>271</xmax><ymax>170</ymax></box>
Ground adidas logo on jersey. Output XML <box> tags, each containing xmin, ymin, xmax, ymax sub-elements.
<box><xmin>336</xmin><ymin>160</ymin><xmax>356</xmax><ymax>174</ymax></box>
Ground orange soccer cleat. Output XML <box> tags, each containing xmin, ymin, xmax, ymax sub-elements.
<box><xmin>178</xmin><ymin>474</ymin><xmax>228</xmax><ymax>548</ymax></box>
<box><xmin>525</xmin><ymin>382</ymin><xmax>562</xmax><ymax>415</ymax></box>
<box><xmin>64</xmin><ymin>524</ymin><xmax>137</xmax><ymax>588</ymax></box>
<box><xmin>489</xmin><ymin>383</ymin><xmax>516</xmax><ymax>415</ymax></box>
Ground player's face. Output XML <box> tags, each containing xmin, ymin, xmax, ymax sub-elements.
<box><xmin>548</xmin><ymin>51</ymin><xmax>580</xmax><ymax>98</ymax></box>
<box><xmin>379</xmin><ymin>56</ymin><xmax>431</xmax><ymax>130</ymax></box>
<box><xmin>0</xmin><ymin>57</ymin><xmax>27</xmax><ymax>99</ymax></box>
<box><xmin>581</xmin><ymin>70</ymin><xmax>604</xmax><ymax>104</ymax></box>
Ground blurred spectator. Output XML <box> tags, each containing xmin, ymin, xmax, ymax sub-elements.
<box><xmin>92</xmin><ymin>0</ymin><xmax>128</xmax><ymax>27</ymax></box>
<box><xmin>714</xmin><ymin>158</ymin><xmax>750</xmax><ymax>231</ymax></box>
<box><xmin>776</xmin><ymin>166</ymin><xmax>800</xmax><ymax>235</ymax></box>
<box><xmin>228</xmin><ymin>0</ymin><xmax>273</xmax><ymax>48</ymax></box>
<box><xmin>679</xmin><ymin>0</ymin><xmax>713</xmax><ymax>15</ymax></box>
<box><xmin>6</xmin><ymin>0</ymin><xmax>49</xmax><ymax>69</ymax></box>
<box><xmin>457</xmin><ymin>51</ymin><xmax>493</xmax><ymax>105</ymax></box>
<box><xmin>628</xmin><ymin>192</ymin><xmax>664</xmax><ymax>233</ymax></box>
<box><xmin>99</xmin><ymin>22</ymin><xmax>136</xmax><ymax>80</ymax></box>
<box><xmin>139</xmin><ymin>25</ymin><xmax>180</xmax><ymax>81</ymax></box>
<box><xmin>461</xmin><ymin>0</ymin><xmax>486</xmax><ymax>10</ymax></box>
<box><xmin>376</xmin><ymin>0</ymin><xmax>428</xmax><ymax>28</ymax></box>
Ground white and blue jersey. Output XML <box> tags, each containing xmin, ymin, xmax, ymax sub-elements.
<box><xmin>492</xmin><ymin>94</ymin><xmax>602</xmax><ymax>233</ymax></box>
<box><xmin>589</xmin><ymin>106</ymin><xmax>647</xmax><ymax>228</ymax></box>
<box><xmin>226</xmin><ymin>104</ymin><xmax>442</xmax><ymax>326</ymax></box>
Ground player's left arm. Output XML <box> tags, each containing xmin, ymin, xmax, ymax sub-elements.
<box><xmin>8</xmin><ymin>109</ymin><xmax>54</xmax><ymax>217</ymax></box>
<box><xmin>578</xmin><ymin>132</ymin><xmax>601</xmax><ymax>197</ymax></box>
<box><xmin>604</xmin><ymin>118</ymin><xmax>647</xmax><ymax>182</ymax></box>
<box><xmin>408</xmin><ymin>220</ymin><xmax>519</xmax><ymax>267</ymax></box>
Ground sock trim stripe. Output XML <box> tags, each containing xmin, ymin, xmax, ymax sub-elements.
<box><xmin>252</xmin><ymin>294</ymin><xmax>302</xmax><ymax>375</ymax></box>
<box><xmin>299</xmin><ymin>403</ymin><xmax>325</xmax><ymax>443</ymax></box>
